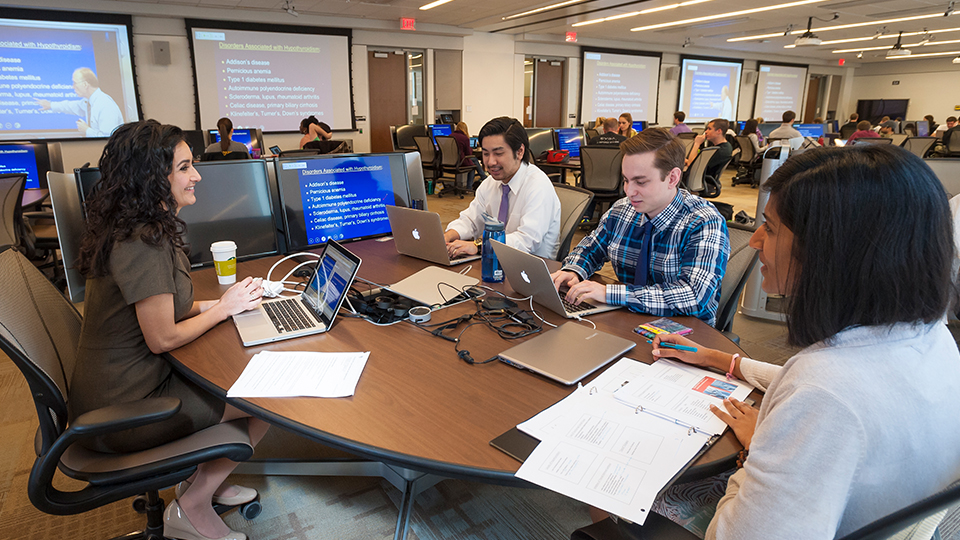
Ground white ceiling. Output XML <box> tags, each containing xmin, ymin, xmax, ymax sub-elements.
<box><xmin>104</xmin><ymin>0</ymin><xmax>960</xmax><ymax>64</ymax></box>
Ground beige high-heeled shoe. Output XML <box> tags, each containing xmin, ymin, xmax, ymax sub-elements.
<box><xmin>175</xmin><ymin>480</ymin><xmax>258</xmax><ymax>506</ymax></box>
<box><xmin>163</xmin><ymin>500</ymin><xmax>247</xmax><ymax>540</ymax></box>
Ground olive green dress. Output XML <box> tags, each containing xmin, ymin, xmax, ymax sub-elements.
<box><xmin>68</xmin><ymin>233</ymin><xmax>225</xmax><ymax>453</ymax></box>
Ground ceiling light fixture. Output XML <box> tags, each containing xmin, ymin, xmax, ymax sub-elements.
<box><xmin>501</xmin><ymin>0</ymin><xmax>587</xmax><ymax>20</ymax></box>
<box><xmin>572</xmin><ymin>0</ymin><xmax>720</xmax><ymax>27</ymax></box>
<box><xmin>795</xmin><ymin>17</ymin><xmax>822</xmax><ymax>46</ymax></box>
<box><xmin>832</xmin><ymin>38</ymin><xmax>960</xmax><ymax>53</ymax></box>
<box><xmin>728</xmin><ymin>12</ymin><xmax>944</xmax><ymax>42</ymax></box>
<box><xmin>886</xmin><ymin>32</ymin><xmax>912</xmax><ymax>57</ymax></box>
<box><xmin>886</xmin><ymin>49</ymin><xmax>960</xmax><ymax>59</ymax></box>
<box><xmin>629</xmin><ymin>0</ymin><xmax>827</xmax><ymax>33</ymax></box>
<box><xmin>572</xmin><ymin>11</ymin><xmax>641</xmax><ymax>27</ymax></box>
<box><xmin>783</xmin><ymin>25</ymin><xmax>960</xmax><ymax>48</ymax></box>
<box><xmin>282</xmin><ymin>0</ymin><xmax>298</xmax><ymax>16</ymax></box>
<box><xmin>420</xmin><ymin>0</ymin><xmax>454</xmax><ymax>10</ymax></box>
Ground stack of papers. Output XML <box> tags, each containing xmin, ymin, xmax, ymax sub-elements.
<box><xmin>226</xmin><ymin>350</ymin><xmax>369</xmax><ymax>398</ymax></box>
<box><xmin>515</xmin><ymin>358</ymin><xmax>754</xmax><ymax>525</ymax></box>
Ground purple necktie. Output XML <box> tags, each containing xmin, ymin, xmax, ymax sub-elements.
<box><xmin>498</xmin><ymin>184</ymin><xmax>510</xmax><ymax>224</ymax></box>
<box><xmin>633</xmin><ymin>221</ymin><xmax>653</xmax><ymax>286</ymax></box>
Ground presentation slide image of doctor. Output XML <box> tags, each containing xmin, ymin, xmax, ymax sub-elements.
<box><xmin>35</xmin><ymin>67</ymin><xmax>124</xmax><ymax>137</ymax></box>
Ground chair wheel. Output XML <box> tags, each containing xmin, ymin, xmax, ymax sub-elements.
<box><xmin>459</xmin><ymin>194</ymin><xmax>464</xmax><ymax>199</ymax></box>
<box><xmin>132</xmin><ymin>495</ymin><xmax>148</xmax><ymax>513</ymax></box>
<box><xmin>239</xmin><ymin>500</ymin><xmax>262</xmax><ymax>520</ymax></box>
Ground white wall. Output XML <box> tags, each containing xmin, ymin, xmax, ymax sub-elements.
<box><xmin>460</xmin><ymin>32</ymin><xmax>518</xmax><ymax>132</ymax></box>
<box><xmin>847</xmin><ymin>58</ymin><xmax>960</xmax><ymax>121</ymax></box>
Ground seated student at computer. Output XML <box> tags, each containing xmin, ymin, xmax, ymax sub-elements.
<box><xmin>204</xmin><ymin>117</ymin><xmax>248</xmax><ymax>156</ymax></box>
<box><xmin>589</xmin><ymin>117</ymin><xmax>626</xmax><ymax>146</ymax></box>
<box><xmin>741</xmin><ymin>119</ymin><xmax>768</xmax><ymax>154</ymax></box>
<box><xmin>618</xmin><ymin>112</ymin><xmax>638</xmax><ymax>138</ymax></box>
<box><xmin>451</xmin><ymin>121</ymin><xmax>486</xmax><ymax>189</ymax></box>
<box><xmin>670</xmin><ymin>111</ymin><xmax>691</xmax><ymax>135</ymax></box>
<box><xmin>767</xmin><ymin>110</ymin><xmax>803</xmax><ymax>150</ymax></box>
<box><xmin>551</xmin><ymin>128</ymin><xmax>730</xmax><ymax>325</ymax></box>
<box><xmin>72</xmin><ymin>120</ymin><xmax>270</xmax><ymax>540</ymax></box>
<box><xmin>847</xmin><ymin>120</ymin><xmax>880</xmax><ymax>144</ymax></box>
<box><xmin>298</xmin><ymin>115</ymin><xmax>332</xmax><ymax>148</ymax></box>
<box><xmin>627</xmin><ymin>145</ymin><xmax>960</xmax><ymax>539</ymax></box>
<box><xmin>840</xmin><ymin>112</ymin><xmax>859</xmax><ymax>134</ymax></box>
<box><xmin>941</xmin><ymin>116</ymin><xmax>958</xmax><ymax>144</ymax></box>
<box><xmin>444</xmin><ymin>116</ymin><xmax>561</xmax><ymax>259</ymax></box>
<box><xmin>684</xmin><ymin>118</ymin><xmax>734</xmax><ymax>182</ymax></box>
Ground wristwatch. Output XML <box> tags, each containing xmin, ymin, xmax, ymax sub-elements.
<box><xmin>474</xmin><ymin>237</ymin><xmax>483</xmax><ymax>252</ymax></box>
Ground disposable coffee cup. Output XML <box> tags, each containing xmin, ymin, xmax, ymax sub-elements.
<box><xmin>210</xmin><ymin>241</ymin><xmax>237</xmax><ymax>285</ymax></box>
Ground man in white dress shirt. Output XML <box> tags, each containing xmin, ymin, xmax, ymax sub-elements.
<box><xmin>35</xmin><ymin>67</ymin><xmax>124</xmax><ymax>137</ymax></box>
<box><xmin>443</xmin><ymin>116</ymin><xmax>562</xmax><ymax>259</ymax></box>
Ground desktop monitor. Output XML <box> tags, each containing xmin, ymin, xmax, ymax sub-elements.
<box><xmin>737</xmin><ymin>121</ymin><xmax>746</xmax><ymax>133</ymax></box>
<box><xmin>178</xmin><ymin>160</ymin><xmax>279</xmax><ymax>268</ymax></box>
<box><xmin>74</xmin><ymin>167</ymin><xmax>102</xmax><ymax>217</ymax></box>
<box><xmin>526</xmin><ymin>128</ymin><xmax>555</xmax><ymax>159</ymax></box>
<box><xmin>916</xmin><ymin>121</ymin><xmax>931</xmax><ymax>137</ymax></box>
<box><xmin>793</xmin><ymin>124</ymin><xmax>824</xmax><ymax>138</ymax></box>
<box><xmin>555</xmin><ymin>128</ymin><xmax>584</xmax><ymax>158</ymax></box>
<box><xmin>758</xmin><ymin>123</ymin><xmax>781</xmax><ymax>138</ymax></box>
<box><xmin>207</xmin><ymin>128</ymin><xmax>263</xmax><ymax>158</ymax></box>
<box><xmin>632</xmin><ymin>121</ymin><xmax>647</xmax><ymax>133</ymax></box>
<box><xmin>0</xmin><ymin>142</ymin><xmax>58</xmax><ymax>190</ymax></box>
<box><xmin>828</xmin><ymin>120</ymin><xmax>839</xmax><ymax>133</ymax></box>
<box><xmin>439</xmin><ymin>113</ymin><xmax>455</xmax><ymax>124</ymax></box>
<box><xmin>428</xmin><ymin>124</ymin><xmax>453</xmax><ymax>138</ymax></box>
<box><xmin>276</xmin><ymin>153</ymin><xmax>408</xmax><ymax>251</ymax></box>
<box><xmin>469</xmin><ymin>137</ymin><xmax>478</xmax><ymax>149</ymax></box>
<box><xmin>182</xmin><ymin>130</ymin><xmax>208</xmax><ymax>159</ymax></box>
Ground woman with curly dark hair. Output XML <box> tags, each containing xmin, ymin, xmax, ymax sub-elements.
<box><xmin>72</xmin><ymin>120</ymin><xmax>269</xmax><ymax>540</ymax></box>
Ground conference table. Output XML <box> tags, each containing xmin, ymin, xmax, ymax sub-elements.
<box><xmin>168</xmin><ymin>238</ymin><xmax>757</xmax><ymax>540</ymax></box>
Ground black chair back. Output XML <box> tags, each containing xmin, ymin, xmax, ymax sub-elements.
<box><xmin>200</xmin><ymin>151</ymin><xmax>250</xmax><ymax>161</ymax></box>
<box><xmin>0</xmin><ymin>173</ymin><xmax>26</xmax><ymax>251</ymax></box>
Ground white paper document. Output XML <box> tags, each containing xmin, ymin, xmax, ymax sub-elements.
<box><xmin>614</xmin><ymin>358</ymin><xmax>754</xmax><ymax>436</ymax></box>
<box><xmin>226</xmin><ymin>350</ymin><xmax>369</xmax><ymax>398</ymax></box>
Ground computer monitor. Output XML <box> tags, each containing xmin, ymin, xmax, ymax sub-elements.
<box><xmin>758</xmin><ymin>123</ymin><xmax>781</xmax><ymax>138</ymax></box>
<box><xmin>178</xmin><ymin>160</ymin><xmax>280</xmax><ymax>268</ymax></box>
<box><xmin>555</xmin><ymin>128</ymin><xmax>584</xmax><ymax>158</ymax></box>
<box><xmin>74</xmin><ymin>166</ymin><xmax>102</xmax><ymax>217</ymax></box>
<box><xmin>207</xmin><ymin>128</ymin><xmax>263</xmax><ymax>158</ymax></box>
<box><xmin>632</xmin><ymin>121</ymin><xmax>647</xmax><ymax>133</ymax></box>
<box><xmin>439</xmin><ymin>113</ymin><xmax>455</xmax><ymax>124</ymax></box>
<box><xmin>0</xmin><ymin>142</ymin><xmax>58</xmax><ymax>190</ymax></box>
<box><xmin>469</xmin><ymin>137</ymin><xmax>478</xmax><ymax>149</ymax></box>
<box><xmin>276</xmin><ymin>153</ymin><xmax>408</xmax><ymax>251</ymax></box>
<box><xmin>827</xmin><ymin>120</ymin><xmax>839</xmax><ymax>133</ymax></box>
<box><xmin>182</xmin><ymin>130</ymin><xmax>207</xmax><ymax>159</ymax></box>
<box><xmin>428</xmin><ymin>124</ymin><xmax>453</xmax><ymax>138</ymax></box>
<box><xmin>793</xmin><ymin>124</ymin><xmax>824</xmax><ymax>138</ymax></box>
<box><xmin>737</xmin><ymin>121</ymin><xmax>747</xmax><ymax>133</ymax></box>
<box><xmin>526</xmin><ymin>128</ymin><xmax>555</xmax><ymax>159</ymax></box>
<box><xmin>916</xmin><ymin>121</ymin><xmax>931</xmax><ymax>137</ymax></box>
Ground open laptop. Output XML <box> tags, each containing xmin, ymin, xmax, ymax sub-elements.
<box><xmin>491</xmin><ymin>240</ymin><xmax>621</xmax><ymax>318</ymax></box>
<box><xmin>233</xmin><ymin>240</ymin><xmax>361</xmax><ymax>346</ymax></box>
<box><xmin>498</xmin><ymin>322</ymin><xmax>636</xmax><ymax>385</ymax></box>
<box><xmin>385</xmin><ymin>205</ymin><xmax>480</xmax><ymax>266</ymax></box>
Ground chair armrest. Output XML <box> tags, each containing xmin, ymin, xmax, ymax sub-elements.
<box><xmin>67</xmin><ymin>397</ymin><xmax>181</xmax><ymax>438</ymax></box>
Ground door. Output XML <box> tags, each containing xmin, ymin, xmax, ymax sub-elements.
<box><xmin>368</xmin><ymin>51</ymin><xmax>407</xmax><ymax>153</ymax></box>
<box><xmin>803</xmin><ymin>76</ymin><xmax>821</xmax><ymax>123</ymax></box>
<box><xmin>534</xmin><ymin>59</ymin><xmax>563</xmax><ymax>128</ymax></box>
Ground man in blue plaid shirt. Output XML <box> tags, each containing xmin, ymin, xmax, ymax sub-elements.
<box><xmin>552</xmin><ymin>128</ymin><xmax>730</xmax><ymax>325</ymax></box>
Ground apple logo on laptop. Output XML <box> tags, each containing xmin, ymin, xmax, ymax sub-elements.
<box><xmin>521</xmin><ymin>270</ymin><xmax>531</xmax><ymax>284</ymax></box>
<box><xmin>412</xmin><ymin>228</ymin><xmax>420</xmax><ymax>240</ymax></box>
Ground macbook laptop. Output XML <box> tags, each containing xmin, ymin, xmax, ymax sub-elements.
<box><xmin>490</xmin><ymin>240</ymin><xmax>621</xmax><ymax>318</ymax></box>
<box><xmin>384</xmin><ymin>266</ymin><xmax>478</xmax><ymax>307</ymax></box>
<box><xmin>498</xmin><ymin>322</ymin><xmax>636</xmax><ymax>385</ymax></box>
<box><xmin>386</xmin><ymin>205</ymin><xmax>480</xmax><ymax>266</ymax></box>
<box><xmin>233</xmin><ymin>240</ymin><xmax>361</xmax><ymax>346</ymax></box>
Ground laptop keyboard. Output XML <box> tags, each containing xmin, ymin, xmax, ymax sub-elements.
<box><xmin>560</xmin><ymin>295</ymin><xmax>596</xmax><ymax>313</ymax></box>
<box><xmin>263</xmin><ymin>297</ymin><xmax>317</xmax><ymax>333</ymax></box>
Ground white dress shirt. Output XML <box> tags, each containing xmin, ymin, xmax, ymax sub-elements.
<box><xmin>50</xmin><ymin>88</ymin><xmax>124</xmax><ymax>137</ymax></box>
<box><xmin>446</xmin><ymin>161</ymin><xmax>561</xmax><ymax>259</ymax></box>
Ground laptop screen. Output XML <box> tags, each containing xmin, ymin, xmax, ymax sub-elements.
<box><xmin>428</xmin><ymin>124</ymin><xmax>452</xmax><ymax>138</ymax></box>
<box><xmin>303</xmin><ymin>240</ymin><xmax>360</xmax><ymax>323</ymax></box>
<box><xmin>0</xmin><ymin>143</ymin><xmax>48</xmax><ymax>190</ymax></box>
<box><xmin>555</xmin><ymin>128</ymin><xmax>583</xmax><ymax>158</ymax></box>
<box><xmin>793</xmin><ymin>124</ymin><xmax>824</xmax><ymax>137</ymax></box>
<box><xmin>276</xmin><ymin>153</ymin><xmax>407</xmax><ymax>251</ymax></box>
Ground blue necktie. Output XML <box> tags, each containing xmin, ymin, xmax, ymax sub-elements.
<box><xmin>633</xmin><ymin>220</ymin><xmax>653</xmax><ymax>286</ymax></box>
<box><xmin>498</xmin><ymin>184</ymin><xmax>510</xmax><ymax>224</ymax></box>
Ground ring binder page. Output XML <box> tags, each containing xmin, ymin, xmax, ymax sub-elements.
<box><xmin>514</xmin><ymin>358</ymin><xmax>716</xmax><ymax>526</ymax></box>
<box><xmin>613</xmin><ymin>358</ymin><xmax>755</xmax><ymax>436</ymax></box>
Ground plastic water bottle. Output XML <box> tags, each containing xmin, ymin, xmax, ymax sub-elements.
<box><xmin>481</xmin><ymin>221</ymin><xmax>505</xmax><ymax>283</ymax></box>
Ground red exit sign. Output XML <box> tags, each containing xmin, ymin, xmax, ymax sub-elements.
<box><xmin>401</xmin><ymin>18</ymin><xmax>416</xmax><ymax>31</ymax></box>
<box><xmin>565</xmin><ymin>32</ymin><xmax>577</xmax><ymax>42</ymax></box>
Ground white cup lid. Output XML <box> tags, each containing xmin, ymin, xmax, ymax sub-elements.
<box><xmin>210</xmin><ymin>240</ymin><xmax>237</xmax><ymax>252</ymax></box>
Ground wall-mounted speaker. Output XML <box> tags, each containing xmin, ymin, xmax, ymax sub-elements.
<box><xmin>152</xmin><ymin>40</ymin><xmax>171</xmax><ymax>65</ymax></box>
<box><xmin>664</xmin><ymin>66</ymin><xmax>680</xmax><ymax>81</ymax></box>
<box><xmin>744</xmin><ymin>71</ymin><xmax>759</xmax><ymax>85</ymax></box>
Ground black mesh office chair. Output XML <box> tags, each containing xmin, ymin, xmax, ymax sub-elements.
<box><xmin>414</xmin><ymin>136</ymin><xmax>442</xmax><ymax>185</ymax></box>
<box><xmin>579</xmin><ymin>146</ymin><xmax>623</xmax><ymax>229</ymax></box>
<box><xmin>902</xmin><ymin>137</ymin><xmax>939</xmax><ymax>159</ymax></box>
<box><xmin>0</xmin><ymin>173</ymin><xmax>26</xmax><ymax>252</ymax></box>
<box><xmin>683</xmin><ymin>146</ymin><xmax>718</xmax><ymax>196</ymax></box>
<box><xmin>553</xmin><ymin>183</ymin><xmax>593</xmax><ymax>261</ymax></box>
<box><xmin>840</xmin><ymin>123</ymin><xmax>858</xmax><ymax>140</ymax></box>
<box><xmin>0</xmin><ymin>249</ymin><xmax>256</xmax><ymax>540</ymax></box>
<box><xmin>200</xmin><ymin>151</ymin><xmax>250</xmax><ymax>161</ymax></box>
<box><xmin>435</xmin><ymin>136</ymin><xmax>474</xmax><ymax>199</ymax></box>
<box><xmin>947</xmin><ymin>130</ymin><xmax>960</xmax><ymax>157</ymax></box>
<box><xmin>716</xmin><ymin>222</ymin><xmax>759</xmax><ymax>344</ymax></box>
<box><xmin>731</xmin><ymin>136</ymin><xmax>760</xmax><ymax>187</ymax></box>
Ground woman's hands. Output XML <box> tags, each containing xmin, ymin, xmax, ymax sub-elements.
<box><xmin>217</xmin><ymin>277</ymin><xmax>263</xmax><ymax>317</ymax></box>
<box><xmin>710</xmin><ymin>397</ymin><xmax>758</xmax><ymax>449</ymax></box>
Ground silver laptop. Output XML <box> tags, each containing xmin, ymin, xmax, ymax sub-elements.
<box><xmin>498</xmin><ymin>322</ymin><xmax>636</xmax><ymax>385</ymax></box>
<box><xmin>384</xmin><ymin>265</ymin><xmax>478</xmax><ymax>307</ymax></box>
<box><xmin>386</xmin><ymin>205</ymin><xmax>480</xmax><ymax>266</ymax></box>
<box><xmin>233</xmin><ymin>240</ymin><xmax>361</xmax><ymax>346</ymax></box>
<box><xmin>490</xmin><ymin>240</ymin><xmax>621</xmax><ymax>318</ymax></box>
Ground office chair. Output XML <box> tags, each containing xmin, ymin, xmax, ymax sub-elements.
<box><xmin>579</xmin><ymin>146</ymin><xmax>623</xmax><ymax>229</ymax></box>
<box><xmin>553</xmin><ymin>183</ymin><xmax>593</xmax><ymax>261</ymax></box>
<box><xmin>414</xmin><ymin>136</ymin><xmax>442</xmax><ymax>185</ymax></box>
<box><xmin>435</xmin><ymin>136</ymin><xmax>473</xmax><ymax>199</ymax></box>
<box><xmin>0</xmin><ymin>248</ymin><xmax>256</xmax><ymax>540</ymax></box>
<box><xmin>840</xmin><ymin>124</ymin><xmax>858</xmax><ymax>140</ymax></box>
<box><xmin>947</xmin><ymin>130</ymin><xmax>960</xmax><ymax>157</ymax></box>
<box><xmin>396</xmin><ymin>124</ymin><xmax>426</xmax><ymax>150</ymax></box>
<box><xmin>716</xmin><ymin>222</ymin><xmax>759</xmax><ymax>344</ymax></box>
<box><xmin>902</xmin><ymin>137</ymin><xmax>939</xmax><ymax>159</ymax></box>
<box><xmin>0</xmin><ymin>173</ymin><xmax>26</xmax><ymax>252</ymax></box>
<box><xmin>47</xmin><ymin>171</ymin><xmax>87</xmax><ymax>303</ymax></box>
<box><xmin>731</xmin><ymin>136</ymin><xmax>760</xmax><ymax>187</ymax></box>
<box><xmin>683</xmin><ymin>146</ymin><xmax>719</xmax><ymax>196</ymax></box>
<box><xmin>303</xmin><ymin>140</ymin><xmax>348</xmax><ymax>154</ymax></box>
<box><xmin>200</xmin><ymin>151</ymin><xmax>250</xmax><ymax>161</ymax></box>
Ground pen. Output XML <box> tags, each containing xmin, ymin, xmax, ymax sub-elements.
<box><xmin>646</xmin><ymin>340</ymin><xmax>697</xmax><ymax>352</ymax></box>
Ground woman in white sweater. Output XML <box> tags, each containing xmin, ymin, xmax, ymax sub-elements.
<box><xmin>627</xmin><ymin>145</ymin><xmax>960</xmax><ymax>539</ymax></box>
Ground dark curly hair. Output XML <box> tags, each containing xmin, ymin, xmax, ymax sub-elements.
<box><xmin>76</xmin><ymin>120</ymin><xmax>187</xmax><ymax>278</ymax></box>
